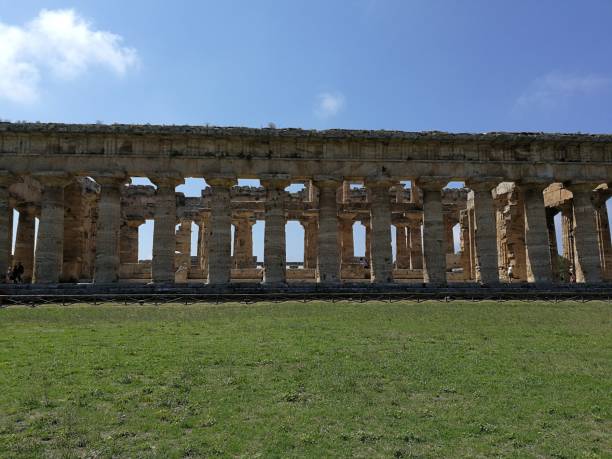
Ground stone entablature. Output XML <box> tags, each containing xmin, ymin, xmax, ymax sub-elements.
<box><xmin>1</xmin><ymin>123</ymin><xmax>611</xmax><ymax>184</ymax></box>
<box><xmin>1</xmin><ymin>122</ymin><xmax>611</xmax><ymax>286</ymax></box>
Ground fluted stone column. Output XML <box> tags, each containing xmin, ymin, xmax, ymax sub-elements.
<box><xmin>34</xmin><ymin>174</ymin><xmax>71</xmax><ymax>283</ymax></box>
<box><xmin>570</xmin><ymin>183</ymin><xmax>602</xmax><ymax>282</ymax></box>
<box><xmin>120</xmin><ymin>220</ymin><xmax>142</xmax><ymax>264</ymax></box>
<box><xmin>561</xmin><ymin>203</ymin><xmax>574</xmax><ymax>263</ymax></box>
<box><xmin>94</xmin><ymin>176</ymin><xmax>126</xmax><ymax>283</ymax></box>
<box><xmin>232</xmin><ymin>215</ymin><xmax>255</xmax><ymax>269</ymax></box>
<box><xmin>175</xmin><ymin>219</ymin><xmax>192</xmax><ymax>283</ymax></box>
<box><xmin>594</xmin><ymin>194</ymin><xmax>612</xmax><ymax>280</ymax></box>
<box><xmin>339</xmin><ymin>213</ymin><xmax>355</xmax><ymax>265</ymax></box>
<box><xmin>458</xmin><ymin>210</ymin><xmax>472</xmax><ymax>280</ymax></box>
<box><xmin>395</xmin><ymin>223</ymin><xmax>410</xmax><ymax>269</ymax></box>
<box><xmin>418</xmin><ymin>179</ymin><xmax>446</xmax><ymax>284</ymax></box>
<box><xmin>301</xmin><ymin>217</ymin><xmax>318</xmax><ymax>269</ymax></box>
<box><xmin>14</xmin><ymin>205</ymin><xmax>36</xmax><ymax>283</ymax></box>
<box><xmin>521</xmin><ymin>183</ymin><xmax>553</xmax><ymax>283</ymax></box>
<box><xmin>315</xmin><ymin>179</ymin><xmax>341</xmax><ymax>283</ymax></box>
<box><xmin>0</xmin><ymin>173</ymin><xmax>14</xmax><ymax>282</ymax></box>
<box><xmin>207</xmin><ymin>178</ymin><xmax>235</xmax><ymax>284</ymax></box>
<box><xmin>408</xmin><ymin>218</ymin><xmax>423</xmax><ymax>270</ymax></box>
<box><xmin>363</xmin><ymin>218</ymin><xmax>372</xmax><ymax>266</ymax></box>
<box><xmin>262</xmin><ymin>178</ymin><xmax>288</xmax><ymax>285</ymax></box>
<box><xmin>468</xmin><ymin>181</ymin><xmax>500</xmax><ymax>284</ymax></box>
<box><xmin>151</xmin><ymin>176</ymin><xmax>182</xmax><ymax>283</ymax></box>
<box><xmin>198</xmin><ymin>214</ymin><xmax>210</xmax><ymax>275</ymax></box>
<box><xmin>367</xmin><ymin>180</ymin><xmax>393</xmax><ymax>283</ymax></box>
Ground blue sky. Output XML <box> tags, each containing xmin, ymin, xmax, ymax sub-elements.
<box><xmin>2</xmin><ymin>1</ymin><xmax>611</xmax><ymax>261</ymax></box>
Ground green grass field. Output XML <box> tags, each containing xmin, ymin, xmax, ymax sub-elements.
<box><xmin>0</xmin><ymin>301</ymin><xmax>610</xmax><ymax>458</ymax></box>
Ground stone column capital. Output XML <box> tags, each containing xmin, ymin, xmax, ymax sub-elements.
<box><xmin>151</xmin><ymin>174</ymin><xmax>184</xmax><ymax>189</ymax></box>
<box><xmin>466</xmin><ymin>177</ymin><xmax>503</xmax><ymax>192</ymax></box>
<box><xmin>261</xmin><ymin>174</ymin><xmax>290</xmax><ymax>190</ymax></box>
<box><xmin>33</xmin><ymin>172</ymin><xmax>73</xmax><ymax>188</ymax></box>
<box><xmin>206</xmin><ymin>176</ymin><xmax>236</xmax><ymax>188</ymax></box>
<box><xmin>16</xmin><ymin>203</ymin><xmax>38</xmax><ymax>216</ymax></box>
<box><xmin>94</xmin><ymin>173</ymin><xmax>129</xmax><ymax>187</ymax></box>
<box><xmin>415</xmin><ymin>176</ymin><xmax>448</xmax><ymax>191</ymax></box>
<box><xmin>126</xmin><ymin>219</ymin><xmax>145</xmax><ymax>228</ymax></box>
<box><xmin>313</xmin><ymin>176</ymin><xmax>342</xmax><ymax>188</ymax></box>
<box><xmin>567</xmin><ymin>181</ymin><xmax>601</xmax><ymax>193</ymax></box>
<box><xmin>364</xmin><ymin>178</ymin><xmax>395</xmax><ymax>189</ymax></box>
<box><xmin>516</xmin><ymin>179</ymin><xmax>551</xmax><ymax>193</ymax></box>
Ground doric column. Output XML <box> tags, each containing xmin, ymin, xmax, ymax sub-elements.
<box><xmin>560</xmin><ymin>203</ymin><xmax>574</xmax><ymax>263</ymax></box>
<box><xmin>175</xmin><ymin>219</ymin><xmax>192</xmax><ymax>282</ymax></box>
<box><xmin>467</xmin><ymin>180</ymin><xmax>500</xmax><ymax>284</ymax></box>
<box><xmin>207</xmin><ymin>177</ymin><xmax>235</xmax><ymax>284</ymax></box>
<box><xmin>458</xmin><ymin>209</ymin><xmax>472</xmax><ymax>280</ymax></box>
<box><xmin>315</xmin><ymin>178</ymin><xmax>341</xmax><ymax>283</ymax></box>
<box><xmin>262</xmin><ymin>177</ymin><xmax>289</xmax><ymax>285</ymax></box>
<box><xmin>14</xmin><ymin>204</ymin><xmax>37</xmax><ymax>283</ymax></box>
<box><xmin>570</xmin><ymin>183</ymin><xmax>602</xmax><ymax>282</ymax></box>
<box><xmin>198</xmin><ymin>214</ymin><xmax>210</xmax><ymax>275</ymax></box>
<box><xmin>363</xmin><ymin>217</ymin><xmax>372</xmax><ymax>266</ymax></box>
<box><xmin>94</xmin><ymin>175</ymin><xmax>127</xmax><ymax>283</ymax></box>
<box><xmin>301</xmin><ymin>217</ymin><xmax>318</xmax><ymax>269</ymax></box>
<box><xmin>519</xmin><ymin>182</ymin><xmax>553</xmax><ymax>283</ymax></box>
<box><xmin>418</xmin><ymin>179</ymin><xmax>446</xmax><ymax>284</ymax></box>
<box><xmin>151</xmin><ymin>176</ymin><xmax>182</xmax><ymax>283</ymax></box>
<box><xmin>33</xmin><ymin>173</ymin><xmax>71</xmax><ymax>284</ymax></box>
<box><xmin>120</xmin><ymin>220</ymin><xmax>142</xmax><ymax>264</ymax></box>
<box><xmin>408</xmin><ymin>217</ymin><xmax>423</xmax><ymax>270</ymax></box>
<box><xmin>367</xmin><ymin>180</ymin><xmax>393</xmax><ymax>283</ymax></box>
<box><xmin>594</xmin><ymin>193</ymin><xmax>612</xmax><ymax>280</ymax></box>
<box><xmin>0</xmin><ymin>172</ymin><xmax>15</xmax><ymax>282</ymax></box>
<box><xmin>395</xmin><ymin>223</ymin><xmax>410</xmax><ymax>269</ymax></box>
<box><xmin>232</xmin><ymin>214</ymin><xmax>255</xmax><ymax>269</ymax></box>
<box><xmin>339</xmin><ymin>213</ymin><xmax>355</xmax><ymax>265</ymax></box>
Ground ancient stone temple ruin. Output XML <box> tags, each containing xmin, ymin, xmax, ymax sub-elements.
<box><xmin>1</xmin><ymin>123</ymin><xmax>610</xmax><ymax>286</ymax></box>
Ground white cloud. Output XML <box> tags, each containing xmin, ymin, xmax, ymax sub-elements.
<box><xmin>0</xmin><ymin>9</ymin><xmax>138</xmax><ymax>103</ymax></box>
<box><xmin>516</xmin><ymin>72</ymin><xmax>611</xmax><ymax>111</ymax></box>
<box><xmin>315</xmin><ymin>92</ymin><xmax>345</xmax><ymax>118</ymax></box>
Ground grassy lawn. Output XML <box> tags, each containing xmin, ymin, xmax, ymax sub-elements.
<box><xmin>0</xmin><ymin>301</ymin><xmax>610</xmax><ymax>458</ymax></box>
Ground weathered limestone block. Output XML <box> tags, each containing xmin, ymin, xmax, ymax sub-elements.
<box><xmin>14</xmin><ymin>205</ymin><xmax>36</xmax><ymax>282</ymax></box>
<box><xmin>469</xmin><ymin>181</ymin><xmax>500</xmax><ymax>284</ymax></box>
<box><xmin>262</xmin><ymin>178</ymin><xmax>288</xmax><ymax>285</ymax></box>
<box><xmin>33</xmin><ymin>174</ymin><xmax>71</xmax><ymax>283</ymax></box>
<box><xmin>151</xmin><ymin>176</ymin><xmax>182</xmax><ymax>283</ymax></box>
<box><xmin>315</xmin><ymin>179</ymin><xmax>341</xmax><ymax>283</ymax></box>
<box><xmin>207</xmin><ymin>178</ymin><xmax>234</xmax><ymax>284</ymax></box>
<box><xmin>367</xmin><ymin>180</ymin><xmax>393</xmax><ymax>283</ymax></box>
<box><xmin>570</xmin><ymin>183</ymin><xmax>602</xmax><ymax>282</ymax></box>
<box><xmin>94</xmin><ymin>176</ymin><xmax>126</xmax><ymax>283</ymax></box>
<box><xmin>419</xmin><ymin>180</ymin><xmax>446</xmax><ymax>284</ymax></box>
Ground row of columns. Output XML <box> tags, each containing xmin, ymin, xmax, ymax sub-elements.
<box><xmin>1</xmin><ymin>173</ymin><xmax>610</xmax><ymax>285</ymax></box>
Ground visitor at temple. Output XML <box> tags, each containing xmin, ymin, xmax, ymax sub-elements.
<box><xmin>507</xmin><ymin>264</ymin><xmax>514</xmax><ymax>283</ymax></box>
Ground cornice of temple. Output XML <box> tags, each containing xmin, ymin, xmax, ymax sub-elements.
<box><xmin>2</xmin><ymin>122</ymin><xmax>612</xmax><ymax>144</ymax></box>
